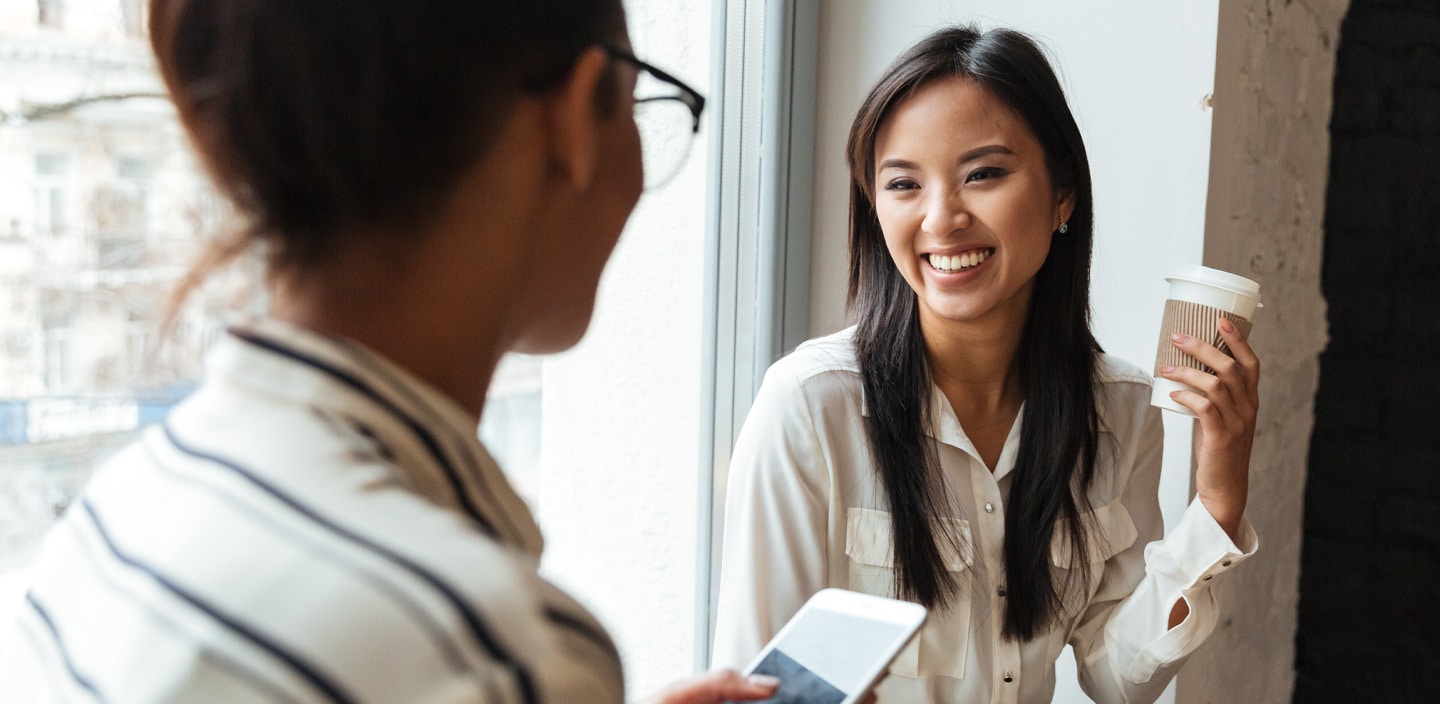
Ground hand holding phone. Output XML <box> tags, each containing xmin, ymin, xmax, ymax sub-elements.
<box><xmin>731</xmin><ymin>588</ymin><xmax>926</xmax><ymax>704</ymax></box>
<box><xmin>639</xmin><ymin>669</ymin><xmax>781</xmax><ymax>704</ymax></box>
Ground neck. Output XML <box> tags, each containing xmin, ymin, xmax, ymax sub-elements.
<box><xmin>270</xmin><ymin>99</ymin><xmax>552</xmax><ymax>420</ymax></box>
<box><xmin>271</xmin><ymin>243</ymin><xmax>506</xmax><ymax>420</ymax></box>
<box><xmin>920</xmin><ymin>300</ymin><xmax>1028</xmax><ymax>419</ymax></box>
<box><xmin>270</xmin><ymin>163</ymin><xmax>543</xmax><ymax>419</ymax></box>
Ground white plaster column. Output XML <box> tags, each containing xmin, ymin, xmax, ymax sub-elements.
<box><xmin>1178</xmin><ymin>1</ymin><xmax>1350</xmax><ymax>702</ymax></box>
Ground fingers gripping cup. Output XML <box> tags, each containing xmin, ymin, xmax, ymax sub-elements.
<box><xmin>1152</xmin><ymin>265</ymin><xmax>1262</xmax><ymax>416</ymax></box>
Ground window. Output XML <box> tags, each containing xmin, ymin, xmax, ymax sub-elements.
<box><xmin>119</xmin><ymin>0</ymin><xmax>144</xmax><ymax>37</ymax></box>
<box><xmin>37</xmin><ymin>0</ymin><xmax>63</xmax><ymax>28</ymax></box>
<box><xmin>1</xmin><ymin>0</ymin><xmax>237</xmax><ymax>630</ymax></box>
<box><xmin>33</xmin><ymin>153</ymin><xmax>70</xmax><ymax>237</ymax></box>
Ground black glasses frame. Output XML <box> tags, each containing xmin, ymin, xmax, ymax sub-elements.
<box><xmin>602</xmin><ymin>45</ymin><xmax>706</xmax><ymax>134</ymax></box>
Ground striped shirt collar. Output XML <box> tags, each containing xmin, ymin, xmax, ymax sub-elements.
<box><xmin>208</xmin><ymin>318</ymin><xmax>546</xmax><ymax>557</ymax></box>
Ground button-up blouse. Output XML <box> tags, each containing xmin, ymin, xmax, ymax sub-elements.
<box><xmin>712</xmin><ymin>327</ymin><xmax>1258</xmax><ymax>704</ymax></box>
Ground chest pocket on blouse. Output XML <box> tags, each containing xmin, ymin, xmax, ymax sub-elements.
<box><xmin>844</xmin><ymin>507</ymin><xmax>972</xmax><ymax>681</ymax></box>
<box><xmin>1048</xmin><ymin>501</ymin><xmax>1138</xmax><ymax>612</ymax></box>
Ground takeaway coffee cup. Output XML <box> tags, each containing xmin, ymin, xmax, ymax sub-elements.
<box><xmin>1151</xmin><ymin>265</ymin><xmax>1262</xmax><ymax>416</ymax></box>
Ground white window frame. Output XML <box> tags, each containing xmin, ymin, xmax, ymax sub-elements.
<box><xmin>695</xmin><ymin>0</ymin><xmax>819</xmax><ymax>670</ymax></box>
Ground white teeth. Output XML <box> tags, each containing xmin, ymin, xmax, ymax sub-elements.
<box><xmin>929</xmin><ymin>249</ymin><xmax>990</xmax><ymax>272</ymax></box>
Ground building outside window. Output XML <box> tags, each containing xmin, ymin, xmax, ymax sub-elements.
<box><xmin>0</xmin><ymin>0</ymin><xmax>249</xmax><ymax>643</ymax></box>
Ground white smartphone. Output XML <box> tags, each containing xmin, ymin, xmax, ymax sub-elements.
<box><xmin>734</xmin><ymin>588</ymin><xmax>927</xmax><ymax>704</ymax></box>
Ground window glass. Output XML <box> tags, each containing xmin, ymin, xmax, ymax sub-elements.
<box><xmin>0</xmin><ymin>0</ymin><xmax>241</xmax><ymax>631</ymax></box>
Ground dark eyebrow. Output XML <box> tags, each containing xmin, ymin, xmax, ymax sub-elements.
<box><xmin>877</xmin><ymin>157</ymin><xmax>921</xmax><ymax>172</ymax></box>
<box><xmin>959</xmin><ymin>144</ymin><xmax>1015</xmax><ymax>162</ymax></box>
<box><xmin>877</xmin><ymin>144</ymin><xmax>1015</xmax><ymax>173</ymax></box>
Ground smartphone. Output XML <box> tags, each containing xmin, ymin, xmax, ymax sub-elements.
<box><xmin>734</xmin><ymin>588</ymin><xmax>927</xmax><ymax>704</ymax></box>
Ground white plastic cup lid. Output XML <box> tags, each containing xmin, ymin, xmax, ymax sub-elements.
<box><xmin>1164</xmin><ymin>264</ymin><xmax>1261</xmax><ymax>302</ymax></box>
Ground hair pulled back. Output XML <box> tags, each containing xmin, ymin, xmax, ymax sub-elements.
<box><xmin>149</xmin><ymin>0</ymin><xmax>625</xmax><ymax>275</ymax></box>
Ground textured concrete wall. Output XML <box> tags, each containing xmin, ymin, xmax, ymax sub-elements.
<box><xmin>1179</xmin><ymin>0</ymin><xmax>1348</xmax><ymax>702</ymax></box>
<box><xmin>1297</xmin><ymin>0</ymin><xmax>1440</xmax><ymax>700</ymax></box>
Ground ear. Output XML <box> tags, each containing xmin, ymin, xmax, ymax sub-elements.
<box><xmin>1055</xmin><ymin>188</ymin><xmax>1076</xmax><ymax>230</ymax></box>
<box><xmin>542</xmin><ymin>46</ymin><xmax>612</xmax><ymax>192</ymax></box>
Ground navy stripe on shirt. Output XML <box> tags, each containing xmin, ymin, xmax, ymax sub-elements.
<box><xmin>228</xmin><ymin>329</ymin><xmax>497</xmax><ymax>538</ymax></box>
<box><xmin>140</xmin><ymin>435</ymin><xmax>473</xmax><ymax>677</ymax></box>
<box><xmin>62</xmin><ymin>502</ymin><xmax>310</xmax><ymax>704</ymax></box>
<box><xmin>23</xmin><ymin>592</ymin><xmax>107</xmax><ymax>703</ymax></box>
<box><xmin>77</xmin><ymin>499</ymin><xmax>356</xmax><ymax>704</ymax></box>
<box><xmin>332</xmin><ymin>339</ymin><xmax>531</xmax><ymax>546</ymax></box>
<box><xmin>161</xmin><ymin>423</ymin><xmax>539</xmax><ymax>704</ymax></box>
<box><xmin>544</xmin><ymin>606</ymin><xmax>623</xmax><ymax>667</ymax></box>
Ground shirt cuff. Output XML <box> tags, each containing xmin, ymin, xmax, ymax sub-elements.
<box><xmin>1161</xmin><ymin>498</ymin><xmax>1259</xmax><ymax>591</ymax></box>
<box><xmin>1113</xmin><ymin>501</ymin><xmax>1261</xmax><ymax>683</ymax></box>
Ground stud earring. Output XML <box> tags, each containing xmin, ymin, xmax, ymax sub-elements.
<box><xmin>1058</xmin><ymin>221</ymin><xmax>1069</xmax><ymax>234</ymax></box>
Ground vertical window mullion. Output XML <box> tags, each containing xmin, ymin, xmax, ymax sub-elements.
<box><xmin>695</xmin><ymin>0</ymin><xmax>818</xmax><ymax>672</ymax></box>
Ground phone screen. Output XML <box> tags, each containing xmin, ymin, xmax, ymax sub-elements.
<box><xmin>744</xmin><ymin>605</ymin><xmax>914</xmax><ymax>704</ymax></box>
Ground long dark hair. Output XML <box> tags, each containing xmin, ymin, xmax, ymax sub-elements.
<box><xmin>845</xmin><ymin>26</ymin><xmax>1100</xmax><ymax>640</ymax></box>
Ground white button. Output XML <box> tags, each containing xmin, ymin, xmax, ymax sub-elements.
<box><xmin>984</xmin><ymin>502</ymin><xmax>994</xmax><ymax>513</ymax></box>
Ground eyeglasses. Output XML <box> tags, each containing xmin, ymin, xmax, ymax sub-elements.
<box><xmin>603</xmin><ymin>45</ymin><xmax>706</xmax><ymax>191</ymax></box>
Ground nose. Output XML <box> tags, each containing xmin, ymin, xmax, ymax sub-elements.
<box><xmin>920</xmin><ymin>185</ymin><xmax>970</xmax><ymax>237</ymax></box>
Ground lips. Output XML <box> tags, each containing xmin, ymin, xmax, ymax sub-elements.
<box><xmin>926</xmin><ymin>247</ymin><xmax>993</xmax><ymax>273</ymax></box>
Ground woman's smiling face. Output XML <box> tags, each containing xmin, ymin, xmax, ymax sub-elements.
<box><xmin>872</xmin><ymin>76</ymin><xmax>1073</xmax><ymax>333</ymax></box>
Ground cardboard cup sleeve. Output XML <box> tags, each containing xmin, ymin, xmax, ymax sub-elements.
<box><xmin>1153</xmin><ymin>299</ymin><xmax>1253</xmax><ymax>374</ymax></box>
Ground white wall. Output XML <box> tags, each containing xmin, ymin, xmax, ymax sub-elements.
<box><xmin>806</xmin><ymin>2</ymin><xmax>1223</xmax><ymax>702</ymax></box>
<box><xmin>534</xmin><ymin>0</ymin><xmax>712</xmax><ymax>698</ymax></box>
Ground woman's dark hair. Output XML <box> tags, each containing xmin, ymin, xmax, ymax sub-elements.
<box><xmin>845</xmin><ymin>26</ymin><xmax>1100</xmax><ymax>640</ymax></box>
<box><xmin>148</xmin><ymin>0</ymin><xmax>626</xmax><ymax>280</ymax></box>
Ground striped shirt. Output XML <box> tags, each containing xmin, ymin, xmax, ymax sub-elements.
<box><xmin>1</xmin><ymin>320</ymin><xmax>624</xmax><ymax>703</ymax></box>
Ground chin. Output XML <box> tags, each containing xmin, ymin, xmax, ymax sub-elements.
<box><xmin>922</xmin><ymin>299</ymin><xmax>990</xmax><ymax>323</ymax></box>
<box><xmin>512</xmin><ymin>312</ymin><xmax>594</xmax><ymax>356</ymax></box>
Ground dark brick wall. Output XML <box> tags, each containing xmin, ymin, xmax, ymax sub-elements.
<box><xmin>1296</xmin><ymin>0</ymin><xmax>1440</xmax><ymax>700</ymax></box>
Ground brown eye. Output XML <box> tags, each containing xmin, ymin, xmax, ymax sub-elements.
<box><xmin>967</xmin><ymin>167</ymin><xmax>1006</xmax><ymax>183</ymax></box>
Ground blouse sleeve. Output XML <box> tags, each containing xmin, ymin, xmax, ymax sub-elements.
<box><xmin>1069</xmin><ymin>404</ymin><xmax>1261</xmax><ymax>704</ymax></box>
<box><xmin>710</xmin><ymin>363</ymin><xmax>832</xmax><ymax>671</ymax></box>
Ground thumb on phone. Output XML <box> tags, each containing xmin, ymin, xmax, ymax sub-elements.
<box><xmin>639</xmin><ymin>668</ymin><xmax>780</xmax><ymax>704</ymax></box>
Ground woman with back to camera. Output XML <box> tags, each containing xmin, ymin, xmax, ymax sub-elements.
<box><xmin>1</xmin><ymin>1</ymin><xmax>780</xmax><ymax>702</ymax></box>
<box><xmin>712</xmin><ymin>26</ymin><xmax>1262</xmax><ymax>703</ymax></box>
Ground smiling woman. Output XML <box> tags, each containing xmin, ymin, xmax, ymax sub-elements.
<box><xmin>712</xmin><ymin>26</ymin><xmax>1262</xmax><ymax>704</ymax></box>
<box><xmin>872</xmin><ymin>76</ymin><xmax>1073</xmax><ymax>348</ymax></box>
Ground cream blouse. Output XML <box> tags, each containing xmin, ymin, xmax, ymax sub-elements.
<box><xmin>712</xmin><ymin>327</ymin><xmax>1258</xmax><ymax>704</ymax></box>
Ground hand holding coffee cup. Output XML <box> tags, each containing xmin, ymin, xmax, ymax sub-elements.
<box><xmin>1152</xmin><ymin>265</ymin><xmax>1262</xmax><ymax>415</ymax></box>
<box><xmin>1152</xmin><ymin>265</ymin><xmax>1263</xmax><ymax>539</ymax></box>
